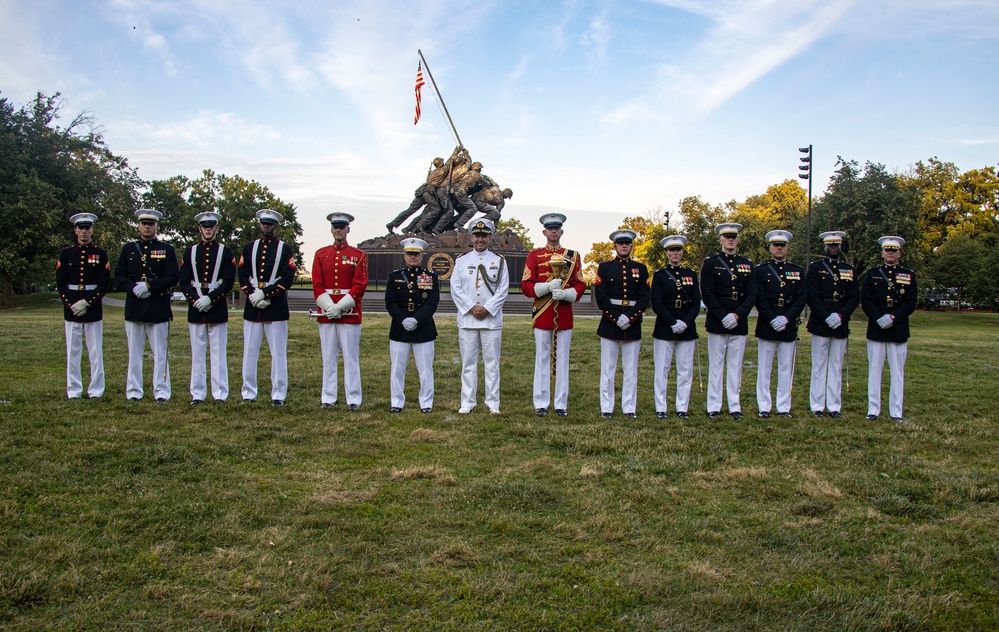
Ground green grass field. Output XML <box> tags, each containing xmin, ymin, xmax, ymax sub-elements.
<box><xmin>1</xmin><ymin>294</ymin><xmax>997</xmax><ymax>630</ymax></box>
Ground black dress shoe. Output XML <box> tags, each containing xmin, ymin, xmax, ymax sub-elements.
<box><xmin>190</xmin><ymin>399</ymin><xmax>203</xmax><ymax>405</ymax></box>
<box><xmin>271</xmin><ymin>399</ymin><xmax>284</xmax><ymax>407</ymax></box>
<box><xmin>242</xmin><ymin>398</ymin><xmax>255</xmax><ymax>404</ymax></box>
<box><xmin>155</xmin><ymin>398</ymin><xmax>168</xmax><ymax>404</ymax></box>
<box><xmin>421</xmin><ymin>407</ymin><xmax>432</xmax><ymax>413</ymax></box>
<box><xmin>676</xmin><ymin>411</ymin><xmax>689</xmax><ymax>419</ymax></box>
<box><xmin>601</xmin><ymin>412</ymin><xmax>612</xmax><ymax>419</ymax></box>
<box><xmin>657</xmin><ymin>412</ymin><xmax>667</xmax><ymax>419</ymax></box>
<box><xmin>624</xmin><ymin>413</ymin><xmax>637</xmax><ymax>419</ymax></box>
<box><xmin>731</xmin><ymin>411</ymin><xmax>743</xmax><ymax>420</ymax></box>
<box><xmin>777</xmin><ymin>412</ymin><xmax>793</xmax><ymax>419</ymax></box>
<box><xmin>758</xmin><ymin>411</ymin><xmax>770</xmax><ymax>418</ymax></box>
<box><xmin>390</xmin><ymin>407</ymin><xmax>402</xmax><ymax>413</ymax></box>
<box><xmin>347</xmin><ymin>404</ymin><xmax>360</xmax><ymax>411</ymax></box>
<box><xmin>812</xmin><ymin>410</ymin><xmax>824</xmax><ymax>417</ymax></box>
<box><xmin>708</xmin><ymin>411</ymin><xmax>721</xmax><ymax>419</ymax></box>
<box><xmin>128</xmin><ymin>397</ymin><xmax>140</xmax><ymax>402</ymax></box>
<box><xmin>321</xmin><ymin>403</ymin><xmax>333</xmax><ymax>409</ymax></box>
<box><xmin>828</xmin><ymin>411</ymin><xmax>842</xmax><ymax>419</ymax></box>
<box><xmin>891</xmin><ymin>416</ymin><xmax>904</xmax><ymax>422</ymax></box>
<box><xmin>555</xmin><ymin>409</ymin><xmax>568</xmax><ymax>417</ymax></box>
<box><xmin>866</xmin><ymin>414</ymin><xmax>877</xmax><ymax>420</ymax></box>
<box><xmin>535</xmin><ymin>408</ymin><xmax>547</xmax><ymax>417</ymax></box>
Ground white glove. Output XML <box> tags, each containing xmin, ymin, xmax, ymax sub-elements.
<box><xmin>535</xmin><ymin>280</ymin><xmax>555</xmax><ymax>296</ymax></box>
<box><xmin>71</xmin><ymin>299</ymin><xmax>89</xmax><ymax>317</ymax></box>
<box><xmin>338</xmin><ymin>293</ymin><xmax>356</xmax><ymax>313</ymax></box>
<box><xmin>770</xmin><ymin>315</ymin><xmax>788</xmax><ymax>332</ymax></box>
<box><xmin>194</xmin><ymin>296</ymin><xmax>212</xmax><ymax>312</ymax></box>
<box><xmin>616</xmin><ymin>314</ymin><xmax>630</xmax><ymax>329</ymax></box>
<box><xmin>132</xmin><ymin>282</ymin><xmax>150</xmax><ymax>299</ymax></box>
<box><xmin>249</xmin><ymin>288</ymin><xmax>266</xmax><ymax>307</ymax></box>
<box><xmin>825</xmin><ymin>313</ymin><xmax>842</xmax><ymax>329</ymax></box>
<box><xmin>562</xmin><ymin>288</ymin><xmax>578</xmax><ymax>303</ymax></box>
<box><xmin>316</xmin><ymin>293</ymin><xmax>335</xmax><ymax>312</ymax></box>
<box><xmin>671</xmin><ymin>320</ymin><xmax>687</xmax><ymax>334</ymax></box>
<box><xmin>877</xmin><ymin>314</ymin><xmax>894</xmax><ymax>329</ymax></box>
<box><xmin>402</xmin><ymin>317</ymin><xmax>418</xmax><ymax>331</ymax></box>
<box><xmin>551</xmin><ymin>287</ymin><xmax>566</xmax><ymax>301</ymax></box>
<box><xmin>325</xmin><ymin>304</ymin><xmax>342</xmax><ymax>320</ymax></box>
<box><xmin>257</xmin><ymin>299</ymin><xmax>271</xmax><ymax>309</ymax></box>
<box><xmin>722</xmin><ymin>313</ymin><xmax>738</xmax><ymax>329</ymax></box>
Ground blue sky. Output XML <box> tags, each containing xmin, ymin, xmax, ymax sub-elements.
<box><xmin>2</xmin><ymin>0</ymin><xmax>998</xmax><ymax>265</ymax></box>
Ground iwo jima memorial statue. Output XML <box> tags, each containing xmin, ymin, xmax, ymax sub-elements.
<box><xmin>357</xmin><ymin>51</ymin><xmax>528</xmax><ymax>286</ymax></box>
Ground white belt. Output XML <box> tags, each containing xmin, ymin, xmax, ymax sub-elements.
<box><xmin>197</xmin><ymin>280</ymin><xmax>222</xmax><ymax>290</ymax></box>
<box><xmin>608</xmin><ymin>298</ymin><xmax>633</xmax><ymax>306</ymax></box>
<box><xmin>324</xmin><ymin>288</ymin><xmax>351</xmax><ymax>295</ymax></box>
<box><xmin>72</xmin><ymin>284</ymin><xmax>98</xmax><ymax>291</ymax></box>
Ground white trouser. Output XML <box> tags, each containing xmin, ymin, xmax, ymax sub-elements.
<box><xmin>125</xmin><ymin>320</ymin><xmax>171</xmax><ymax>400</ymax></box>
<box><xmin>867</xmin><ymin>341</ymin><xmax>907</xmax><ymax>418</ymax></box>
<box><xmin>653</xmin><ymin>338</ymin><xmax>696</xmax><ymax>414</ymax></box>
<box><xmin>65</xmin><ymin>320</ymin><xmax>104</xmax><ymax>398</ymax></box>
<box><xmin>757</xmin><ymin>339</ymin><xmax>796</xmax><ymax>414</ymax></box>
<box><xmin>241</xmin><ymin>320</ymin><xmax>288</xmax><ymax>401</ymax></box>
<box><xmin>319</xmin><ymin>322</ymin><xmax>362</xmax><ymax>406</ymax></box>
<box><xmin>458</xmin><ymin>328</ymin><xmax>502</xmax><ymax>411</ymax></box>
<box><xmin>189</xmin><ymin>322</ymin><xmax>228</xmax><ymax>401</ymax></box>
<box><xmin>533</xmin><ymin>328</ymin><xmax>573</xmax><ymax>410</ymax></box>
<box><xmin>809</xmin><ymin>335</ymin><xmax>848</xmax><ymax>413</ymax></box>
<box><xmin>389</xmin><ymin>340</ymin><xmax>435</xmax><ymax>409</ymax></box>
<box><xmin>600</xmin><ymin>338</ymin><xmax>641</xmax><ymax>414</ymax></box>
<box><xmin>706</xmin><ymin>333</ymin><xmax>746</xmax><ymax>413</ymax></box>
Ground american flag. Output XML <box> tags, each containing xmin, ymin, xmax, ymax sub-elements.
<box><xmin>414</xmin><ymin>62</ymin><xmax>425</xmax><ymax>125</ymax></box>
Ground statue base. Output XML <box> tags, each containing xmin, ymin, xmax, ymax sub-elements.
<box><xmin>358</xmin><ymin>229</ymin><xmax>529</xmax><ymax>287</ymax></box>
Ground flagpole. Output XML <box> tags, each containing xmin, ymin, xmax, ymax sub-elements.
<box><xmin>417</xmin><ymin>49</ymin><xmax>463</xmax><ymax>148</ymax></box>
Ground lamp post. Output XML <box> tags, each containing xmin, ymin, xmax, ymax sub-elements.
<box><xmin>798</xmin><ymin>145</ymin><xmax>813</xmax><ymax>261</ymax></box>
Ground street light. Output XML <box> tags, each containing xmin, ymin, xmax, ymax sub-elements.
<box><xmin>799</xmin><ymin>145</ymin><xmax>813</xmax><ymax>262</ymax></box>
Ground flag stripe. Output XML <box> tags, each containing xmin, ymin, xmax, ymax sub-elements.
<box><xmin>414</xmin><ymin>63</ymin><xmax>426</xmax><ymax>125</ymax></box>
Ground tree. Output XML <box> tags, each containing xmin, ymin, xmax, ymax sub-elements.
<box><xmin>811</xmin><ymin>158</ymin><xmax>922</xmax><ymax>274</ymax></box>
<box><xmin>497</xmin><ymin>217</ymin><xmax>533</xmax><ymax>249</ymax></box>
<box><xmin>675</xmin><ymin>195</ymin><xmax>727</xmax><ymax>268</ymax></box>
<box><xmin>730</xmin><ymin>180</ymin><xmax>809</xmax><ymax>265</ymax></box>
<box><xmin>901</xmin><ymin>158</ymin><xmax>999</xmax><ymax>252</ymax></box>
<box><xmin>143</xmin><ymin>169</ymin><xmax>304</xmax><ymax>268</ymax></box>
<box><xmin>0</xmin><ymin>92</ymin><xmax>143</xmax><ymax>307</ymax></box>
<box><xmin>583</xmin><ymin>208</ymin><xmax>672</xmax><ymax>280</ymax></box>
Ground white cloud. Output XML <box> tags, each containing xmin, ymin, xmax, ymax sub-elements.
<box><xmin>604</xmin><ymin>0</ymin><xmax>857</xmax><ymax>127</ymax></box>
<box><xmin>111</xmin><ymin>110</ymin><xmax>282</xmax><ymax>151</ymax></box>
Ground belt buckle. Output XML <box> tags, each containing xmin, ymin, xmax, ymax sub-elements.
<box><xmin>675</xmin><ymin>299</ymin><xmax>683</xmax><ymax>309</ymax></box>
<box><xmin>332</xmin><ymin>289</ymin><xmax>342</xmax><ymax>295</ymax></box>
<box><xmin>887</xmin><ymin>297</ymin><xmax>893</xmax><ymax>308</ymax></box>
<box><xmin>778</xmin><ymin>297</ymin><xmax>784</xmax><ymax>307</ymax></box>
<box><xmin>731</xmin><ymin>291</ymin><xmax>739</xmax><ymax>301</ymax></box>
<box><xmin>258</xmin><ymin>283</ymin><xmax>266</xmax><ymax>289</ymax></box>
<box><xmin>200</xmin><ymin>283</ymin><xmax>210</xmax><ymax>290</ymax></box>
<box><xmin>832</xmin><ymin>291</ymin><xmax>839</xmax><ymax>301</ymax></box>
<box><xmin>77</xmin><ymin>284</ymin><xmax>86</xmax><ymax>291</ymax></box>
<box><xmin>407</xmin><ymin>303</ymin><xmax>415</xmax><ymax>312</ymax></box>
<box><xmin>620</xmin><ymin>299</ymin><xmax>630</xmax><ymax>307</ymax></box>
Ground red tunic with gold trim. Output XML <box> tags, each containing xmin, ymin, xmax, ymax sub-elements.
<box><xmin>520</xmin><ymin>246</ymin><xmax>586</xmax><ymax>330</ymax></box>
<box><xmin>311</xmin><ymin>243</ymin><xmax>368</xmax><ymax>324</ymax></box>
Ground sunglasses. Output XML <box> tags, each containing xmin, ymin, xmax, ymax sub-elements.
<box><xmin>883</xmin><ymin>247</ymin><xmax>900</xmax><ymax>252</ymax></box>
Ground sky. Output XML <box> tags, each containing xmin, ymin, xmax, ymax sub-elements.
<box><xmin>2</xmin><ymin>0</ymin><xmax>998</xmax><ymax>267</ymax></box>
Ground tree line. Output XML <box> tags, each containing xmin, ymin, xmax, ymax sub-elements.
<box><xmin>3</xmin><ymin>90</ymin><xmax>997</xmax><ymax>309</ymax></box>
<box><xmin>0</xmin><ymin>91</ymin><xmax>303</xmax><ymax>308</ymax></box>
<box><xmin>585</xmin><ymin>159</ymin><xmax>999</xmax><ymax>310</ymax></box>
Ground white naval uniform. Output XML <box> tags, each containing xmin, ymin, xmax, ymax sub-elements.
<box><xmin>451</xmin><ymin>249</ymin><xmax>509</xmax><ymax>412</ymax></box>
